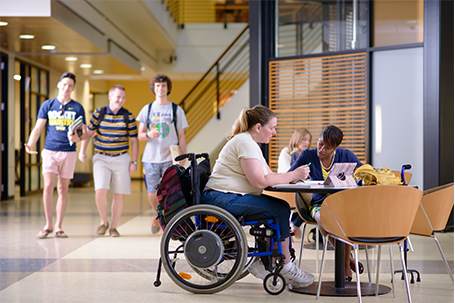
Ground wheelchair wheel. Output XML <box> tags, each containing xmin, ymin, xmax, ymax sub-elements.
<box><xmin>191</xmin><ymin>229</ymin><xmax>257</xmax><ymax>282</ymax></box>
<box><xmin>263</xmin><ymin>273</ymin><xmax>286</xmax><ymax>295</ymax></box>
<box><xmin>160</xmin><ymin>205</ymin><xmax>248</xmax><ymax>294</ymax></box>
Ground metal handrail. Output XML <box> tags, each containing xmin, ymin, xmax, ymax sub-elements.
<box><xmin>181</xmin><ymin>25</ymin><xmax>250</xmax><ymax>142</ymax></box>
<box><xmin>180</xmin><ymin>25</ymin><xmax>249</xmax><ymax>109</ymax></box>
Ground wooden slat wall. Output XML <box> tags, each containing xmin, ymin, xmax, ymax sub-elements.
<box><xmin>268</xmin><ymin>52</ymin><xmax>367</xmax><ymax>172</ymax></box>
<box><xmin>182</xmin><ymin>0</ymin><xmax>217</xmax><ymax>24</ymax></box>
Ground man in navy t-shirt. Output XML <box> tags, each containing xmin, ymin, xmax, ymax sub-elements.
<box><xmin>25</xmin><ymin>72</ymin><xmax>87</xmax><ymax>239</ymax></box>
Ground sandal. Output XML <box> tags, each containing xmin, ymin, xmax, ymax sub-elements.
<box><xmin>55</xmin><ymin>230</ymin><xmax>68</xmax><ymax>238</ymax></box>
<box><xmin>350</xmin><ymin>253</ymin><xmax>364</xmax><ymax>274</ymax></box>
<box><xmin>353</xmin><ymin>261</ymin><xmax>364</xmax><ymax>274</ymax></box>
<box><xmin>36</xmin><ymin>229</ymin><xmax>53</xmax><ymax>239</ymax></box>
<box><xmin>151</xmin><ymin>218</ymin><xmax>161</xmax><ymax>234</ymax></box>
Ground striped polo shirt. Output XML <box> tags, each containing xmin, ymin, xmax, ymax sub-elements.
<box><xmin>87</xmin><ymin>107</ymin><xmax>138</xmax><ymax>154</ymax></box>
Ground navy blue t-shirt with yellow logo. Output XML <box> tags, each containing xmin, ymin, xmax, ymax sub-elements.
<box><xmin>37</xmin><ymin>98</ymin><xmax>86</xmax><ymax>152</ymax></box>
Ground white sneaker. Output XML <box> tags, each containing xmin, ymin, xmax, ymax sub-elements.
<box><xmin>281</xmin><ymin>262</ymin><xmax>314</xmax><ymax>288</ymax></box>
<box><xmin>248</xmin><ymin>259</ymin><xmax>271</xmax><ymax>280</ymax></box>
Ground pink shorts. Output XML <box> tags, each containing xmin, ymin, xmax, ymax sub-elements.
<box><xmin>41</xmin><ymin>149</ymin><xmax>77</xmax><ymax>179</ymax></box>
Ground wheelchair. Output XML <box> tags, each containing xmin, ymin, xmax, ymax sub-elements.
<box><xmin>154</xmin><ymin>153</ymin><xmax>296</xmax><ymax>295</ymax></box>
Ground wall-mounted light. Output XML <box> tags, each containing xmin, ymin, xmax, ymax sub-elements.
<box><xmin>41</xmin><ymin>45</ymin><xmax>56</xmax><ymax>50</ymax></box>
<box><xmin>80</xmin><ymin>64</ymin><xmax>92</xmax><ymax>68</ymax></box>
<box><xmin>13</xmin><ymin>75</ymin><xmax>21</xmax><ymax>81</ymax></box>
<box><xmin>19</xmin><ymin>34</ymin><xmax>34</xmax><ymax>39</ymax></box>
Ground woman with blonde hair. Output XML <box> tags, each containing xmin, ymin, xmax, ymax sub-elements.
<box><xmin>201</xmin><ymin>105</ymin><xmax>314</xmax><ymax>288</ymax></box>
<box><xmin>277</xmin><ymin>128</ymin><xmax>312</xmax><ymax>173</ymax></box>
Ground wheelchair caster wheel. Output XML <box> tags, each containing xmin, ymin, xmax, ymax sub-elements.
<box><xmin>154</xmin><ymin>280</ymin><xmax>161</xmax><ymax>287</ymax></box>
<box><xmin>263</xmin><ymin>273</ymin><xmax>286</xmax><ymax>295</ymax></box>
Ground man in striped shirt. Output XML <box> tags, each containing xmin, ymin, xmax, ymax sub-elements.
<box><xmin>79</xmin><ymin>84</ymin><xmax>139</xmax><ymax>237</ymax></box>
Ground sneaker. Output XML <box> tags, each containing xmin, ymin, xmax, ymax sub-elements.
<box><xmin>281</xmin><ymin>262</ymin><xmax>314</xmax><ymax>288</ymax></box>
<box><xmin>248</xmin><ymin>259</ymin><xmax>271</xmax><ymax>280</ymax></box>
<box><xmin>96</xmin><ymin>222</ymin><xmax>109</xmax><ymax>236</ymax></box>
<box><xmin>151</xmin><ymin>218</ymin><xmax>161</xmax><ymax>234</ymax></box>
<box><xmin>109</xmin><ymin>228</ymin><xmax>120</xmax><ymax>237</ymax></box>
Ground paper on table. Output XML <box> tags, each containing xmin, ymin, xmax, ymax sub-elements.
<box><xmin>273</xmin><ymin>181</ymin><xmax>324</xmax><ymax>189</ymax></box>
<box><xmin>298</xmin><ymin>180</ymin><xmax>324</xmax><ymax>186</ymax></box>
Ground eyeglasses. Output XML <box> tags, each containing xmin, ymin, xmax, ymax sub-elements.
<box><xmin>60</xmin><ymin>104</ymin><xmax>65</xmax><ymax>116</ymax></box>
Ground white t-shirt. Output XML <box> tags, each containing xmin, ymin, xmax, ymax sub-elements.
<box><xmin>277</xmin><ymin>147</ymin><xmax>292</xmax><ymax>173</ymax></box>
<box><xmin>136</xmin><ymin>101</ymin><xmax>188</xmax><ymax>163</ymax></box>
<box><xmin>206</xmin><ymin>132</ymin><xmax>269</xmax><ymax>196</ymax></box>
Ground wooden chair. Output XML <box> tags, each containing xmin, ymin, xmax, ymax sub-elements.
<box><xmin>317</xmin><ymin>185</ymin><xmax>423</xmax><ymax>303</ymax></box>
<box><xmin>263</xmin><ymin>190</ymin><xmax>320</xmax><ymax>271</ymax></box>
<box><xmin>392</xmin><ymin>170</ymin><xmax>412</xmax><ymax>185</ymax></box>
<box><xmin>262</xmin><ymin>190</ymin><xmax>296</xmax><ymax>208</ymax></box>
<box><xmin>410</xmin><ymin>182</ymin><xmax>454</xmax><ymax>281</ymax></box>
<box><xmin>294</xmin><ymin>192</ymin><xmax>322</xmax><ymax>272</ymax></box>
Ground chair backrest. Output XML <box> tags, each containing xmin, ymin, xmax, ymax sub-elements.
<box><xmin>410</xmin><ymin>183</ymin><xmax>454</xmax><ymax>236</ymax></box>
<box><xmin>263</xmin><ymin>190</ymin><xmax>296</xmax><ymax>208</ymax></box>
<box><xmin>294</xmin><ymin>192</ymin><xmax>316</xmax><ymax>223</ymax></box>
<box><xmin>320</xmin><ymin>185</ymin><xmax>423</xmax><ymax>244</ymax></box>
<box><xmin>392</xmin><ymin>170</ymin><xmax>412</xmax><ymax>185</ymax></box>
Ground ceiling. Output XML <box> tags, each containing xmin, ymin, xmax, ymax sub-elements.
<box><xmin>0</xmin><ymin>0</ymin><xmax>179</xmax><ymax>82</ymax></box>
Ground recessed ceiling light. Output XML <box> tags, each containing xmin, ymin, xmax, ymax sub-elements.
<box><xmin>80</xmin><ymin>64</ymin><xmax>92</xmax><ymax>68</ymax></box>
<box><xmin>65</xmin><ymin>57</ymin><xmax>78</xmax><ymax>61</ymax></box>
<box><xmin>0</xmin><ymin>21</ymin><xmax>8</xmax><ymax>26</ymax></box>
<box><xmin>13</xmin><ymin>75</ymin><xmax>21</xmax><ymax>81</ymax></box>
<box><xmin>41</xmin><ymin>45</ymin><xmax>56</xmax><ymax>50</ymax></box>
<box><xmin>93</xmin><ymin>70</ymin><xmax>104</xmax><ymax>74</ymax></box>
<box><xmin>20</xmin><ymin>34</ymin><xmax>35</xmax><ymax>39</ymax></box>
<box><xmin>140</xmin><ymin>66</ymin><xmax>146</xmax><ymax>71</ymax></box>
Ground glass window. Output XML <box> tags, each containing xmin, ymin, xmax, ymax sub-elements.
<box><xmin>373</xmin><ymin>0</ymin><xmax>423</xmax><ymax>47</ymax></box>
<box><xmin>277</xmin><ymin>0</ymin><xmax>368</xmax><ymax>57</ymax></box>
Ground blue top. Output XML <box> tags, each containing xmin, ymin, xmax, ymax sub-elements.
<box><xmin>37</xmin><ymin>98</ymin><xmax>86</xmax><ymax>152</ymax></box>
<box><xmin>87</xmin><ymin>107</ymin><xmax>138</xmax><ymax>154</ymax></box>
<box><xmin>289</xmin><ymin>147</ymin><xmax>363</xmax><ymax>206</ymax></box>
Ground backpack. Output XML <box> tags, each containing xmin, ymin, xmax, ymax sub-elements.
<box><xmin>155</xmin><ymin>157</ymin><xmax>211</xmax><ymax>239</ymax></box>
<box><xmin>155</xmin><ymin>164</ymin><xmax>192</xmax><ymax>239</ymax></box>
<box><xmin>96</xmin><ymin>106</ymin><xmax>130</xmax><ymax>133</ymax></box>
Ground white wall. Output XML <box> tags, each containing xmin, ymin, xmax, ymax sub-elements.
<box><xmin>187</xmin><ymin>79</ymin><xmax>250</xmax><ymax>156</ymax></box>
<box><xmin>372</xmin><ymin>47</ymin><xmax>424</xmax><ymax>189</ymax></box>
<box><xmin>158</xmin><ymin>23</ymin><xmax>247</xmax><ymax>76</ymax></box>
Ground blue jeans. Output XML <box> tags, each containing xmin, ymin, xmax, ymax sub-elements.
<box><xmin>201</xmin><ymin>190</ymin><xmax>291</xmax><ymax>240</ymax></box>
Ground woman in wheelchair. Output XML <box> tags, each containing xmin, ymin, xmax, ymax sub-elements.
<box><xmin>288</xmin><ymin>125</ymin><xmax>363</xmax><ymax>282</ymax></box>
<box><xmin>201</xmin><ymin>105</ymin><xmax>314</xmax><ymax>288</ymax></box>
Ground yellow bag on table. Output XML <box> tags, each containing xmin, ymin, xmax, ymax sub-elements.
<box><xmin>354</xmin><ymin>164</ymin><xmax>402</xmax><ymax>185</ymax></box>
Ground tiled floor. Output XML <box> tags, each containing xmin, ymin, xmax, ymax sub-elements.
<box><xmin>1</xmin><ymin>181</ymin><xmax>453</xmax><ymax>302</ymax></box>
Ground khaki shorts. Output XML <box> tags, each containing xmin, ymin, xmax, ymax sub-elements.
<box><xmin>41</xmin><ymin>149</ymin><xmax>77</xmax><ymax>179</ymax></box>
<box><xmin>93</xmin><ymin>152</ymin><xmax>131</xmax><ymax>194</ymax></box>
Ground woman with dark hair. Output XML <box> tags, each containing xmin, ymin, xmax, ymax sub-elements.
<box><xmin>201</xmin><ymin>105</ymin><xmax>314</xmax><ymax>288</ymax></box>
<box><xmin>289</xmin><ymin>125</ymin><xmax>363</xmax><ymax>282</ymax></box>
